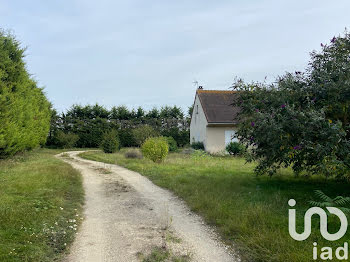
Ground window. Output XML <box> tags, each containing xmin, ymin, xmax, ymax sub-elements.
<box><xmin>196</xmin><ymin>105</ymin><xmax>199</xmax><ymax>114</ymax></box>
<box><xmin>225</xmin><ymin>130</ymin><xmax>238</xmax><ymax>145</ymax></box>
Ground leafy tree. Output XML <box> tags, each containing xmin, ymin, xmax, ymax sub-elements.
<box><xmin>160</xmin><ymin>128</ymin><xmax>189</xmax><ymax>147</ymax></box>
<box><xmin>133</xmin><ymin>125</ymin><xmax>158</xmax><ymax>146</ymax></box>
<box><xmin>233</xmin><ymin>31</ymin><xmax>350</xmax><ymax>178</ymax></box>
<box><xmin>0</xmin><ymin>30</ymin><xmax>50</xmax><ymax>157</ymax></box>
<box><xmin>56</xmin><ymin>131</ymin><xmax>79</xmax><ymax>149</ymax></box>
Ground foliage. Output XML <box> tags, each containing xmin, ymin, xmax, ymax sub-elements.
<box><xmin>80</xmin><ymin>150</ymin><xmax>350</xmax><ymax>262</ymax></box>
<box><xmin>0</xmin><ymin>30</ymin><xmax>51</xmax><ymax>157</ymax></box>
<box><xmin>46</xmin><ymin>108</ymin><xmax>61</xmax><ymax>147</ymax></box>
<box><xmin>188</xmin><ymin>105</ymin><xmax>194</xmax><ymax>117</ymax></box>
<box><xmin>160</xmin><ymin>128</ymin><xmax>189</xmax><ymax>147</ymax></box>
<box><xmin>119</xmin><ymin>128</ymin><xmax>138</xmax><ymax>147</ymax></box>
<box><xmin>63</xmin><ymin>104</ymin><xmax>117</xmax><ymax>148</ymax></box>
<box><xmin>141</xmin><ymin>137</ymin><xmax>169</xmax><ymax>163</ymax></box>
<box><xmin>233</xmin><ymin>31</ymin><xmax>350</xmax><ymax>178</ymax></box>
<box><xmin>159</xmin><ymin>105</ymin><xmax>184</xmax><ymax>119</ymax></box>
<box><xmin>124</xmin><ymin>149</ymin><xmax>143</xmax><ymax>159</ymax></box>
<box><xmin>101</xmin><ymin>129</ymin><xmax>119</xmax><ymax>153</ymax></box>
<box><xmin>133</xmin><ymin>125</ymin><xmax>158</xmax><ymax>146</ymax></box>
<box><xmin>162</xmin><ymin>136</ymin><xmax>178</xmax><ymax>152</ymax></box>
<box><xmin>309</xmin><ymin>190</ymin><xmax>350</xmax><ymax>214</ymax></box>
<box><xmin>226</xmin><ymin>142</ymin><xmax>245</xmax><ymax>156</ymax></box>
<box><xmin>47</xmin><ymin>104</ymin><xmax>190</xmax><ymax>149</ymax></box>
<box><xmin>56</xmin><ymin>131</ymin><xmax>79</xmax><ymax>149</ymax></box>
<box><xmin>191</xmin><ymin>141</ymin><xmax>204</xmax><ymax>150</ymax></box>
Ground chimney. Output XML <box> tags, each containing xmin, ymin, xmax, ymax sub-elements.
<box><xmin>198</xmin><ymin>86</ymin><xmax>203</xmax><ymax>89</ymax></box>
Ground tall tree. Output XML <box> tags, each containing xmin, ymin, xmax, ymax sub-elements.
<box><xmin>233</xmin><ymin>31</ymin><xmax>350</xmax><ymax>178</ymax></box>
<box><xmin>0</xmin><ymin>30</ymin><xmax>51</xmax><ymax>157</ymax></box>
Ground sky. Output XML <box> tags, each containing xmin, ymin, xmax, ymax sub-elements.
<box><xmin>0</xmin><ymin>0</ymin><xmax>349</xmax><ymax>113</ymax></box>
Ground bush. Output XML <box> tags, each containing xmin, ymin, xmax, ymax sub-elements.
<box><xmin>226</xmin><ymin>142</ymin><xmax>245</xmax><ymax>156</ymax></box>
<box><xmin>101</xmin><ymin>130</ymin><xmax>119</xmax><ymax>153</ymax></box>
<box><xmin>124</xmin><ymin>149</ymin><xmax>142</xmax><ymax>159</ymax></box>
<box><xmin>191</xmin><ymin>141</ymin><xmax>204</xmax><ymax>150</ymax></box>
<box><xmin>162</xmin><ymin>136</ymin><xmax>178</xmax><ymax>152</ymax></box>
<box><xmin>141</xmin><ymin>137</ymin><xmax>169</xmax><ymax>163</ymax></box>
<box><xmin>56</xmin><ymin>131</ymin><xmax>79</xmax><ymax>149</ymax></box>
<box><xmin>133</xmin><ymin>125</ymin><xmax>158</xmax><ymax>146</ymax></box>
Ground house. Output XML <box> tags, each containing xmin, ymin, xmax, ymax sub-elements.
<box><xmin>190</xmin><ymin>88</ymin><xmax>240</xmax><ymax>153</ymax></box>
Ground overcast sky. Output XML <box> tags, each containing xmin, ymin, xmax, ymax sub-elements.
<box><xmin>1</xmin><ymin>0</ymin><xmax>349</xmax><ymax>112</ymax></box>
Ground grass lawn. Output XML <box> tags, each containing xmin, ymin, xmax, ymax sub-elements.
<box><xmin>80</xmin><ymin>149</ymin><xmax>350</xmax><ymax>262</ymax></box>
<box><xmin>0</xmin><ymin>149</ymin><xmax>84</xmax><ymax>262</ymax></box>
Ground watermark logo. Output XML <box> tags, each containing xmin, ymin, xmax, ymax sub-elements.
<box><xmin>288</xmin><ymin>199</ymin><xmax>348</xmax><ymax>241</ymax></box>
<box><xmin>288</xmin><ymin>199</ymin><xmax>349</xmax><ymax>260</ymax></box>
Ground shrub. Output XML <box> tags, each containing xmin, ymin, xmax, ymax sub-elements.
<box><xmin>226</xmin><ymin>142</ymin><xmax>245</xmax><ymax>156</ymax></box>
<box><xmin>191</xmin><ymin>141</ymin><xmax>204</xmax><ymax>150</ymax></box>
<box><xmin>56</xmin><ymin>131</ymin><xmax>79</xmax><ymax>149</ymax></box>
<box><xmin>133</xmin><ymin>125</ymin><xmax>158</xmax><ymax>146</ymax></box>
<box><xmin>101</xmin><ymin>130</ymin><xmax>119</xmax><ymax>153</ymax></box>
<box><xmin>124</xmin><ymin>149</ymin><xmax>142</xmax><ymax>159</ymax></box>
<box><xmin>141</xmin><ymin>137</ymin><xmax>169</xmax><ymax>163</ymax></box>
<box><xmin>162</xmin><ymin>136</ymin><xmax>178</xmax><ymax>152</ymax></box>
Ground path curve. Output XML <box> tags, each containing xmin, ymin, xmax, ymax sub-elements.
<box><xmin>59</xmin><ymin>151</ymin><xmax>239</xmax><ymax>262</ymax></box>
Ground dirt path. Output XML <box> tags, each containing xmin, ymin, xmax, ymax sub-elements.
<box><xmin>59</xmin><ymin>151</ymin><xmax>239</xmax><ymax>262</ymax></box>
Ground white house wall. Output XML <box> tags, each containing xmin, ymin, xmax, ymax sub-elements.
<box><xmin>205</xmin><ymin>126</ymin><xmax>238</xmax><ymax>153</ymax></box>
<box><xmin>190</xmin><ymin>94</ymin><xmax>208</xmax><ymax>145</ymax></box>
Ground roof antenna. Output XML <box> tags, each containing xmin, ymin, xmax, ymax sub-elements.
<box><xmin>193</xmin><ymin>80</ymin><xmax>199</xmax><ymax>89</ymax></box>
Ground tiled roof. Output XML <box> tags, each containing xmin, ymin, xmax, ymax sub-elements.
<box><xmin>197</xmin><ymin>90</ymin><xmax>240</xmax><ymax>124</ymax></box>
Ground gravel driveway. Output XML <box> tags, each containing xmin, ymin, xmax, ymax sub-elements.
<box><xmin>59</xmin><ymin>151</ymin><xmax>239</xmax><ymax>262</ymax></box>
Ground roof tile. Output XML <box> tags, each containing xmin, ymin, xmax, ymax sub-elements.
<box><xmin>197</xmin><ymin>90</ymin><xmax>240</xmax><ymax>123</ymax></box>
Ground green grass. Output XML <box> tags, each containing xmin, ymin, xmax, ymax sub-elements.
<box><xmin>139</xmin><ymin>247</ymin><xmax>190</xmax><ymax>262</ymax></box>
<box><xmin>80</xmin><ymin>149</ymin><xmax>350</xmax><ymax>262</ymax></box>
<box><xmin>0</xmin><ymin>149</ymin><xmax>84</xmax><ymax>262</ymax></box>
